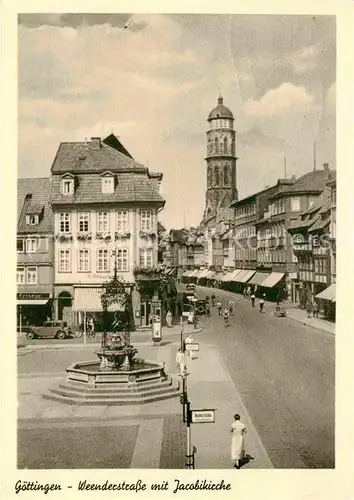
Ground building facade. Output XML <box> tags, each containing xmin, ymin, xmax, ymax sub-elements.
<box><xmin>17</xmin><ymin>178</ymin><xmax>54</xmax><ymax>326</ymax></box>
<box><xmin>49</xmin><ymin>135</ymin><xmax>165</xmax><ymax>329</ymax></box>
<box><xmin>203</xmin><ymin>96</ymin><xmax>238</xmax><ymax>219</ymax></box>
<box><xmin>255</xmin><ymin>165</ymin><xmax>334</xmax><ymax>302</ymax></box>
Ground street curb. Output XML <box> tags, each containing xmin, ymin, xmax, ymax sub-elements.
<box><xmin>285</xmin><ymin>315</ymin><xmax>335</xmax><ymax>335</ymax></box>
<box><xmin>197</xmin><ymin>285</ymin><xmax>335</xmax><ymax>336</ymax></box>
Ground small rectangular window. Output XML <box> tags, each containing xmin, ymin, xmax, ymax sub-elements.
<box><xmin>59</xmin><ymin>213</ymin><xmax>71</xmax><ymax>233</ymax></box>
<box><xmin>26</xmin><ymin>238</ymin><xmax>37</xmax><ymax>253</ymax></box>
<box><xmin>116</xmin><ymin>249</ymin><xmax>129</xmax><ymax>271</ymax></box>
<box><xmin>62</xmin><ymin>179</ymin><xmax>74</xmax><ymax>195</ymax></box>
<box><xmin>26</xmin><ymin>214</ymin><xmax>39</xmax><ymax>225</ymax></box>
<box><xmin>139</xmin><ymin>248</ymin><xmax>153</xmax><ymax>268</ymax></box>
<box><xmin>27</xmin><ymin>267</ymin><xmax>38</xmax><ymax>285</ymax></box>
<box><xmin>97</xmin><ymin>249</ymin><xmax>110</xmax><ymax>272</ymax></box>
<box><xmin>78</xmin><ymin>249</ymin><xmax>90</xmax><ymax>272</ymax></box>
<box><xmin>78</xmin><ymin>212</ymin><xmax>90</xmax><ymax>232</ymax></box>
<box><xmin>102</xmin><ymin>177</ymin><xmax>114</xmax><ymax>194</ymax></box>
<box><xmin>59</xmin><ymin>249</ymin><xmax>71</xmax><ymax>272</ymax></box>
<box><xmin>17</xmin><ymin>267</ymin><xmax>25</xmax><ymax>284</ymax></box>
<box><xmin>141</xmin><ymin>210</ymin><xmax>152</xmax><ymax>232</ymax></box>
<box><xmin>117</xmin><ymin>211</ymin><xmax>129</xmax><ymax>232</ymax></box>
<box><xmin>17</xmin><ymin>239</ymin><xmax>24</xmax><ymax>252</ymax></box>
<box><xmin>97</xmin><ymin>212</ymin><xmax>109</xmax><ymax>233</ymax></box>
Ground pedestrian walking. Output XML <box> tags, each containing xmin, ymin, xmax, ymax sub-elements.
<box><xmin>313</xmin><ymin>301</ymin><xmax>319</xmax><ymax>318</ymax></box>
<box><xmin>243</xmin><ymin>288</ymin><xmax>247</xmax><ymax>299</ymax></box>
<box><xmin>216</xmin><ymin>301</ymin><xmax>222</xmax><ymax>316</ymax></box>
<box><xmin>251</xmin><ymin>294</ymin><xmax>255</xmax><ymax>307</ymax></box>
<box><xmin>206</xmin><ymin>302</ymin><xmax>211</xmax><ymax>317</ymax></box>
<box><xmin>166</xmin><ymin>310</ymin><xmax>172</xmax><ymax>328</ymax></box>
<box><xmin>211</xmin><ymin>294</ymin><xmax>216</xmax><ymax>307</ymax></box>
<box><xmin>306</xmin><ymin>301</ymin><xmax>313</xmax><ymax>318</ymax></box>
<box><xmin>223</xmin><ymin>307</ymin><xmax>230</xmax><ymax>326</ymax></box>
<box><xmin>230</xmin><ymin>413</ymin><xmax>247</xmax><ymax>469</ymax></box>
<box><xmin>247</xmin><ymin>286</ymin><xmax>252</xmax><ymax>299</ymax></box>
<box><xmin>259</xmin><ymin>295</ymin><xmax>265</xmax><ymax>313</ymax></box>
<box><xmin>175</xmin><ymin>348</ymin><xmax>185</xmax><ymax>375</ymax></box>
<box><xmin>229</xmin><ymin>299</ymin><xmax>234</xmax><ymax>315</ymax></box>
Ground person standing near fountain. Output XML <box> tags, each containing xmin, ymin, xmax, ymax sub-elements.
<box><xmin>166</xmin><ymin>310</ymin><xmax>172</xmax><ymax>328</ymax></box>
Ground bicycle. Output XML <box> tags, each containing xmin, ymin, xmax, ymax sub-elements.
<box><xmin>74</xmin><ymin>326</ymin><xmax>96</xmax><ymax>339</ymax></box>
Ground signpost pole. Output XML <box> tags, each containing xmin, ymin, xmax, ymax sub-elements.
<box><xmin>83</xmin><ymin>310</ymin><xmax>87</xmax><ymax>345</ymax></box>
<box><xmin>186</xmin><ymin>401</ymin><xmax>192</xmax><ymax>469</ymax></box>
<box><xmin>180</xmin><ymin>315</ymin><xmax>184</xmax><ymax>351</ymax></box>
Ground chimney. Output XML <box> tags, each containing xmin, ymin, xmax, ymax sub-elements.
<box><xmin>323</xmin><ymin>162</ymin><xmax>330</xmax><ymax>180</ymax></box>
<box><xmin>91</xmin><ymin>137</ymin><xmax>101</xmax><ymax>150</ymax></box>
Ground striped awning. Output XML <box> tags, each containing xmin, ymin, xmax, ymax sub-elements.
<box><xmin>188</xmin><ymin>269</ymin><xmax>200</xmax><ymax>278</ymax></box>
<box><xmin>260</xmin><ymin>272</ymin><xmax>285</xmax><ymax>288</ymax></box>
<box><xmin>17</xmin><ymin>299</ymin><xmax>49</xmax><ymax>306</ymax></box>
<box><xmin>316</xmin><ymin>283</ymin><xmax>336</xmax><ymax>302</ymax></box>
<box><xmin>221</xmin><ymin>271</ymin><xmax>236</xmax><ymax>282</ymax></box>
<box><xmin>248</xmin><ymin>272</ymin><xmax>270</xmax><ymax>286</ymax></box>
<box><xmin>182</xmin><ymin>270</ymin><xmax>193</xmax><ymax>277</ymax></box>
<box><xmin>205</xmin><ymin>271</ymin><xmax>216</xmax><ymax>279</ymax></box>
<box><xmin>231</xmin><ymin>269</ymin><xmax>249</xmax><ymax>282</ymax></box>
<box><xmin>72</xmin><ymin>287</ymin><xmax>124</xmax><ymax>312</ymax></box>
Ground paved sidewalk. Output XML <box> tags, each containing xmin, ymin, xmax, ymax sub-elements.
<box><xmin>197</xmin><ymin>285</ymin><xmax>335</xmax><ymax>335</ymax></box>
<box><xmin>182</xmin><ymin>342</ymin><xmax>273</xmax><ymax>469</ymax></box>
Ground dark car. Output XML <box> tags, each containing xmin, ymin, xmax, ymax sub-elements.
<box><xmin>24</xmin><ymin>321</ymin><xmax>71</xmax><ymax>340</ymax></box>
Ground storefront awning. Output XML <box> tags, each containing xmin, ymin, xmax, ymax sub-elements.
<box><xmin>316</xmin><ymin>283</ymin><xmax>336</xmax><ymax>302</ymax></box>
<box><xmin>205</xmin><ymin>271</ymin><xmax>216</xmax><ymax>279</ymax></box>
<box><xmin>17</xmin><ymin>299</ymin><xmax>49</xmax><ymax>306</ymax></box>
<box><xmin>197</xmin><ymin>269</ymin><xmax>210</xmax><ymax>279</ymax></box>
<box><xmin>228</xmin><ymin>269</ymin><xmax>241</xmax><ymax>282</ymax></box>
<box><xmin>214</xmin><ymin>272</ymin><xmax>225</xmax><ymax>280</ymax></box>
<box><xmin>182</xmin><ymin>270</ymin><xmax>193</xmax><ymax>277</ymax></box>
<box><xmin>248</xmin><ymin>272</ymin><xmax>270</xmax><ymax>286</ymax></box>
<box><xmin>260</xmin><ymin>272</ymin><xmax>285</xmax><ymax>288</ymax></box>
<box><xmin>237</xmin><ymin>270</ymin><xmax>256</xmax><ymax>283</ymax></box>
<box><xmin>220</xmin><ymin>271</ymin><xmax>235</xmax><ymax>282</ymax></box>
<box><xmin>72</xmin><ymin>287</ymin><xmax>124</xmax><ymax>312</ymax></box>
<box><xmin>188</xmin><ymin>269</ymin><xmax>200</xmax><ymax>278</ymax></box>
<box><xmin>231</xmin><ymin>269</ymin><xmax>248</xmax><ymax>282</ymax></box>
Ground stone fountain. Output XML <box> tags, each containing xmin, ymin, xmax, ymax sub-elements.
<box><xmin>43</xmin><ymin>275</ymin><xmax>179</xmax><ymax>406</ymax></box>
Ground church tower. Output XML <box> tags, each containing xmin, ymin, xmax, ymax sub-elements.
<box><xmin>203</xmin><ymin>96</ymin><xmax>238</xmax><ymax>219</ymax></box>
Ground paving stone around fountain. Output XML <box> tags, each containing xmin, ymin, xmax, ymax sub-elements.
<box><xmin>43</xmin><ymin>356</ymin><xmax>180</xmax><ymax>406</ymax></box>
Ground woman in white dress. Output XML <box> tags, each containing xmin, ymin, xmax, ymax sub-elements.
<box><xmin>230</xmin><ymin>414</ymin><xmax>247</xmax><ymax>469</ymax></box>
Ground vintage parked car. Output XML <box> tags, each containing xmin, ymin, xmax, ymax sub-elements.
<box><xmin>24</xmin><ymin>321</ymin><xmax>72</xmax><ymax>340</ymax></box>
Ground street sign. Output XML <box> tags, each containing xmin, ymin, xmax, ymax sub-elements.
<box><xmin>191</xmin><ymin>409</ymin><xmax>215</xmax><ymax>424</ymax></box>
<box><xmin>184</xmin><ymin>342</ymin><xmax>199</xmax><ymax>352</ymax></box>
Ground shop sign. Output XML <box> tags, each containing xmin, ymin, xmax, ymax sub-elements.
<box><xmin>17</xmin><ymin>293</ymin><xmax>51</xmax><ymax>301</ymax></box>
<box><xmin>185</xmin><ymin>342</ymin><xmax>199</xmax><ymax>352</ymax></box>
<box><xmin>191</xmin><ymin>409</ymin><xmax>215</xmax><ymax>424</ymax></box>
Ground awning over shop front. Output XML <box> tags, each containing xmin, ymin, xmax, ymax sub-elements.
<box><xmin>237</xmin><ymin>270</ymin><xmax>256</xmax><ymax>283</ymax></box>
<box><xmin>214</xmin><ymin>272</ymin><xmax>225</xmax><ymax>280</ymax></box>
<box><xmin>197</xmin><ymin>269</ymin><xmax>210</xmax><ymax>279</ymax></box>
<box><xmin>205</xmin><ymin>271</ymin><xmax>216</xmax><ymax>279</ymax></box>
<box><xmin>17</xmin><ymin>299</ymin><xmax>49</xmax><ymax>306</ymax></box>
<box><xmin>182</xmin><ymin>270</ymin><xmax>193</xmax><ymax>277</ymax></box>
<box><xmin>188</xmin><ymin>269</ymin><xmax>200</xmax><ymax>278</ymax></box>
<box><xmin>231</xmin><ymin>269</ymin><xmax>248</xmax><ymax>282</ymax></box>
<box><xmin>316</xmin><ymin>283</ymin><xmax>336</xmax><ymax>302</ymax></box>
<box><xmin>260</xmin><ymin>272</ymin><xmax>285</xmax><ymax>288</ymax></box>
<box><xmin>248</xmin><ymin>272</ymin><xmax>270</xmax><ymax>286</ymax></box>
<box><xmin>72</xmin><ymin>287</ymin><xmax>124</xmax><ymax>312</ymax></box>
<box><xmin>229</xmin><ymin>269</ymin><xmax>242</xmax><ymax>282</ymax></box>
<box><xmin>220</xmin><ymin>271</ymin><xmax>235</xmax><ymax>282</ymax></box>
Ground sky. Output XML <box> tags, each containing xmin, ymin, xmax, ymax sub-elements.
<box><xmin>18</xmin><ymin>13</ymin><xmax>336</xmax><ymax>230</ymax></box>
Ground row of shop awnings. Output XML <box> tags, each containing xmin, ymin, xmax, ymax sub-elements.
<box><xmin>72</xmin><ymin>287</ymin><xmax>124</xmax><ymax>312</ymax></box>
<box><xmin>183</xmin><ymin>268</ymin><xmax>285</xmax><ymax>288</ymax></box>
<box><xmin>315</xmin><ymin>283</ymin><xmax>336</xmax><ymax>302</ymax></box>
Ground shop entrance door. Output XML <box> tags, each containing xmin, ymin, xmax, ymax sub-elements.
<box><xmin>140</xmin><ymin>301</ymin><xmax>151</xmax><ymax>327</ymax></box>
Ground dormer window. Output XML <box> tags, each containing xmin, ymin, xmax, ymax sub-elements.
<box><xmin>101</xmin><ymin>172</ymin><xmax>115</xmax><ymax>194</ymax></box>
<box><xmin>60</xmin><ymin>173</ymin><xmax>75</xmax><ymax>195</ymax></box>
<box><xmin>26</xmin><ymin>214</ymin><xmax>39</xmax><ymax>225</ymax></box>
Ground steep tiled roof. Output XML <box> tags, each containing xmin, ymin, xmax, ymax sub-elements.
<box><xmin>17</xmin><ymin>178</ymin><xmax>52</xmax><ymax>234</ymax></box>
<box><xmin>50</xmin><ymin>171</ymin><xmax>164</xmax><ymax>206</ymax></box>
<box><xmin>270</xmin><ymin>170</ymin><xmax>335</xmax><ymax>199</ymax></box>
<box><xmin>308</xmin><ymin>215</ymin><xmax>330</xmax><ymax>233</ymax></box>
<box><xmin>51</xmin><ymin>139</ymin><xmax>146</xmax><ymax>174</ymax></box>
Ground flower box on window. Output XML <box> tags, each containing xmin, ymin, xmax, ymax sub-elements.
<box><xmin>77</xmin><ymin>232</ymin><xmax>92</xmax><ymax>241</ymax></box>
<box><xmin>139</xmin><ymin>231</ymin><xmax>156</xmax><ymax>240</ymax></box>
<box><xmin>96</xmin><ymin>232</ymin><xmax>111</xmax><ymax>240</ymax></box>
<box><xmin>133</xmin><ymin>265</ymin><xmax>162</xmax><ymax>281</ymax></box>
<box><xmin>56</xmin><ymin>233</ymin><xmax>73</xmax><ymax>242</ymax></box>
<box><xmin>115</xmin><ymin>232</ymin><xmax>131</xmax><ymax>240</ymax></box>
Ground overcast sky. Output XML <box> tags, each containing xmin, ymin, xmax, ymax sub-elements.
<box><xmin>18</xmin><ymin>13</ymin><xmax>336</xmax><ymax>229</ymax></box>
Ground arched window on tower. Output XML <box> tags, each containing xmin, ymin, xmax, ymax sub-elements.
<box><xmin>214</xmin><ymin>137</ymin><xmax>219</xmax><ymax>155</ymax></box>
<box><xmin>224</xmin><ymin>166</ymin><xmax>229</xmax><ymax>186</ymax></box>
<box><xmin>215</xmin><ymin>166</ymin><xmax>220</xmax><ymax>186</ymax></box>
<box><xmin>224</xmin><ymin>137</ymin><xmax>228</xmax><ymax>154</ymax></box>
<box><xmin>207</xmin><ymin>138</ymin><xmax>211</xmax><ymax>156</ymax></box>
